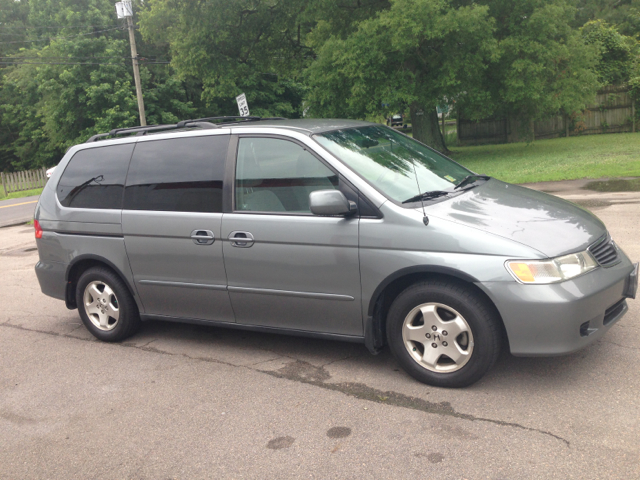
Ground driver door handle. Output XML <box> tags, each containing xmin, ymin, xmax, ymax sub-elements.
<box><xmin>229</xmin><ymin>231</ymin><xmax>254</xmax><ymax>248</ymax></box>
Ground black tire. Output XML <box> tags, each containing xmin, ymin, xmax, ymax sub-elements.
<box><xmin>76</xmin><ymin>267</ymin><xmax>141</xmax><ymax>342</ymax></box>
<box><xmin>386</xmin><ymin>280</ymin><xmax>501</xmax><ymax>388</ymax></box>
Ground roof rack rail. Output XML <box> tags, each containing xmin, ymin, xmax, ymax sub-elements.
<box><xmin>84</xmin><ymin>122</ymin><xmax>212</xmax><ymax>143</ymax></box>
<box><xmin>85</xmin><ymin>116</ymin><xmax>288</xmax><ymax>143</ymax></box>
<box><xmin>175</xmin><ymin>116</ymin><xmax>286</xmax><ymax>128</ymax></box>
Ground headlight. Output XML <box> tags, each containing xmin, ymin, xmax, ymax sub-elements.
<box><xmin>506</xmin><ymin>251</ymin><xmax>598</xmax><ymax>284</ymax></box>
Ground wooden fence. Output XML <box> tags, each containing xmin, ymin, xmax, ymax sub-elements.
<box><xmin>1</xmin><ymin>167</ymin><xmax>48</xmax><ymax>197</ymax></box>
<box><xmin>458</xmin><ymin>85</ymin><xmax>636</xmax><ymax>145</ymax></box>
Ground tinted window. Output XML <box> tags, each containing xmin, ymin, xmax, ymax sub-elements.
<box><xmin>124</xmin><ymin>136</ymin><xmax>227</xmax><ymax>213</ymax></box>
<box><xmin>57</xmin><ymin>144</ymin><xmax>133</xmax><ymax>209</ymax></box>
<box><xmin>236</xmin><ymin>138</ymin><xmax>338</xmax><ymax>213</ymax></box>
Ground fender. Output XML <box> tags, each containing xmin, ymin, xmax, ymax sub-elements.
<box><xmin>364</xmin><ymin>265</ymin><xmax>479</xmax><ymax>355</ymax></box>
<box><xmin>65</xmin><ymin>254</ymin><xmax>137</xmax><ymax>309</ymax></box>
<box><xmin>367</xmin><ymin>265</ymin><xmax>479</xmax><ymax>317</ymax></box>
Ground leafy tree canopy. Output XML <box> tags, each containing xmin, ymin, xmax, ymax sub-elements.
<box><xmin>0</xmin><ymin>0</ymin><xmax>201</xmax><ymax>171</ymax></box>
<box><xmin>139</xmin><ymin>0</ymin><xmax>310</xmax><ymax>118</ymax></box>
<box><xmin>575</xmin><ymin>0</ymin><xmax>640</xmax><ymax>37</ymax></box>
<box><xmin>582</xmin><ymin>20</ymin><xmax>638</xmax><ymax>86</ymax></box>
<box><xmin>305</xmin><ymin>0</ymin><xmax>496</xmax><ymax>151</ymax></box>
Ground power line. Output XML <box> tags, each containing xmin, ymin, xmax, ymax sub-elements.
<box><xmin>0</xmin><ymin>61</ymin><xmax>170</xmax><ymax>65</ymax></box>
<box><xmin>0</xmin><ymin>56</ymin><xmax>167</xmax><ymax>60</ymax></box>
<box><xmin>0</xmin><ymin>27</ymin><xmax>124</xmax><ymax>45</ymax></box>
<box><xmin>0</xmin><ymin>61</ymin><xmax>126</xmax><ymax>65</ymax></box>
<box><xmin>0</xmin><ymin>24</ymin><xmax>118</xmax><ymax>30</ymax></box>
<box><xmin>0</xmin><ymin>56</ymin><xmax>131</xmax><ymax>60</ymax></box>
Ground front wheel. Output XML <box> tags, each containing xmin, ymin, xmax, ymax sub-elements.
<box><xmin>386</xmin><ymin>280</ymin><xmax>501</xmax><ymax>388</ymax></box>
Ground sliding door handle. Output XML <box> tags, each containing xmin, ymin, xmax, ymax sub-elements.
<box><xmin>191</xmin><ymin>230</ymin><xmax>215</xmax><ymax>245</ymax></box>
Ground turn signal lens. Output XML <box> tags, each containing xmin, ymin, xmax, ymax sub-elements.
<box><xmin>507</xmin><ymin>251</ymin><xmax>598</xmax><ymax>284</ymax></box>
<box><xmin>508</xmin><ymin>263</ymin><xmax>535</xmax><ymax>283</ymax></box>
<box><xmin>34</xmin><ymin>219</ymin><xmax>43</xmax><ymax>239</ymax></box>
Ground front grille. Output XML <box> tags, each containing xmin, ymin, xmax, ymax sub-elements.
<box><xmin>589</xmin><ymin>235</ymin><xmax>619</xmax><ymax>266</ymax></box>
<box><xmin>603</xmin><ymin>298</ymin><xmax>626</xmax><ymax>325</ymax></box>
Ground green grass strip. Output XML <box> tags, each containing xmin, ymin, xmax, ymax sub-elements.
<box><xmin>0</xmin><ymin>187</ymin><xmax>44</xmax><ymax>201</ymax></box>
<box><xmin>449</xmin><ymin>133</ymin><xmax>640</xmax><ymax>184</ymax></box>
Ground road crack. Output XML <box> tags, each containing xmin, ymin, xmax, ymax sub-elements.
<box><xmin>597</xmin><ymin>339</ymin><xmax>640</xmax><ymax>351</ymax></box>
<box><xmin>264</xmin><ymin>361</ymin><xmax>570</xmax><ymax>446</ymax></box>
<box><xmin>1</xmin><ymin>323</ymin><xmax>571</xmax><ymax>447</ymax></box>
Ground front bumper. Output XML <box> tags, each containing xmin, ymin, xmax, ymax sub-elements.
<box><xmin>478</xmin><ymin>258</ymin><xmax>637</xmax><ymax>356</ymax></box>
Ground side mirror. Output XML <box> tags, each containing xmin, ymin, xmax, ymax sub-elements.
<box><xmin>309</xmin><ymin>190</ymin><xmax>357</xmax><ymax>216</ymax></box>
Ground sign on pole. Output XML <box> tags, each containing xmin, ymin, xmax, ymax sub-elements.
<box><xmin>236</xmin><ymin>93</ymin><xmax>250</xmax><ymax>117</ymax></box>
<box><xmin>115</xmin><ymin>0</ymin><xmax>132</xmax><ymax>19</ymax></box>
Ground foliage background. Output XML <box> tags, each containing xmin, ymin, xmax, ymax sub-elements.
<box><xmin>0</xmin><ymin>0</ymin><xmax>638</xmax><ymax>171</ymax></box>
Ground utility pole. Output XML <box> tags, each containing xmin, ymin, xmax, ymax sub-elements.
<box><xmin>116</xmin><ymin>0</ymin><xmax>146</xmax><ymax>126</ymax></box>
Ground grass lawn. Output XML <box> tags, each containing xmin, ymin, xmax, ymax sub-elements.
<box><xmin>0</xmin><ymin>187</ymin><xmax>44</xmax><ymax>202</ymax></box>
<box><xmin>448</xmin><ymin>132</ymin><xmax>640</xmax><ymax>184</ymax></box>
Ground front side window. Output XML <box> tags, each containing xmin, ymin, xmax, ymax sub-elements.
<box><xmin>314</xmin><ymin>126</ymin><xmax>472</xmax><ymax>204</ymax></box>
<box><xmin>124</xmin><ymin>135</ymin><xmax>227</xmax><ymax>213</ymax></box>
<box><xmin>57</xmin><ymin>144</ymin><xmax>133</xmax><ymax>209</ymax></box>
<box><xmin>235</xmin><ymin>137</ymin><xmax>338</xmax><ymax>213</ymax></box>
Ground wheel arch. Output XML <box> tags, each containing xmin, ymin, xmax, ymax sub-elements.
<box><xmin>364</xmin><ymin>266</ymin><xmax>506</xmax><ymax>354</ymax></box>
<box><xmin>64</xmin><ymin>255</ymin><xmax>137</xmax><ymax>310</ymax></box>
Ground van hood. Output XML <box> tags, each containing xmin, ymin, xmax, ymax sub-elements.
<box><xmin>424</xmin><ymin>179</ymin><xmax>606</xmax><ymax>258</ymax></box>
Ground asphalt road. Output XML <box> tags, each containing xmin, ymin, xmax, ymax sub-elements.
<box><xmin>1</xmin><ymin>187</ymin><xmax>639</xmax><ymax>479</ymax></box>
<box><xmin>0</xmin><ymin>195</ymin><xmax>39</xmax><ymax>228</ymax></box>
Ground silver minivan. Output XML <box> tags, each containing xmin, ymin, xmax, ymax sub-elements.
<box><xmin>34</xmin><ymin>117</ymin><xmax>638</xmax><ymax>387</ymax></box>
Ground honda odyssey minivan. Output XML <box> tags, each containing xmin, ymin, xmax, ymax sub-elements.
<box><xmin>34</xmin><ymin>117</ymin><xmax>638</xmax><ymax>387</ymax></box>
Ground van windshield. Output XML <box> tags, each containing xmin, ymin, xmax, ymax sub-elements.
<box><xmin>314</xmin><ymin>125</ymin><xmax>472</xmax><ymax>204</ymax></box>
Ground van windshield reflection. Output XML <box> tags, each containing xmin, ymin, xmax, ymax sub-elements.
<box><xmin>314</xmin><ymin>125</ymin><xmax>472</xmax><ymax>204</ymax></box>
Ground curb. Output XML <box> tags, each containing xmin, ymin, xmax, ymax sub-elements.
<box><xmin>0</xmin><ymin>217</ymin><xmax>32</xmax><ymax>229</ymax></box>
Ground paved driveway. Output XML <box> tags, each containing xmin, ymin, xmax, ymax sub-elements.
<box><xmin>1</xmin><ymin>188</ymin><xmax>638</xmax><ymax>479</ymax></box>
<box><xmin>0</xmin><ymin>195</ymin><xmax>39</xmax><ymax>228</ymax></box>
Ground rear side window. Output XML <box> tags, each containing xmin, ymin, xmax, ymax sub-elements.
<box><xmin>124</xmin><ymin>135</ymin><xmax>228</xmax><ymax>213</ymax></box>
<box><xmin>57</xmin><ymin>144</ymin><xmax>133</xmax><ymax>209</ymax></box>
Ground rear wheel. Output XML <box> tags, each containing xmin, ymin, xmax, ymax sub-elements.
<box><xmin>76</xmin><ymin>267</ymin><xmax>140</xmax><ymax>342</ymax></box>
<box><xmin>386</xmin><ymin>280</ymin><xmax>500</xmax><ymax>388</ymax></box>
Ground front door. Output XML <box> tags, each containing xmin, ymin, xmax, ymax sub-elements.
<box><xmin>122</xmin><ymin>134</ymin><xmax>234</xmax><ymax>322</ymax></box>
<box><xmin>221</xmin><ymin>136</ymin><xmax>362</xmax><ymax>336</ymax></box>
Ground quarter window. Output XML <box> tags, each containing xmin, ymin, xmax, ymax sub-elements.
<box><xmin>124</xmin><ymin>136</ymin><xmax>227</xmax><ymax>213</ymax></box>
<box><xmin>235</xmin><ymin>138</ymin><xmax>338</xmax><ymax>213</ymax></box>
<box><xmin>57</xmin><ymin>144</ymin><xmax>133</xmax><ymax>209</ymax></box>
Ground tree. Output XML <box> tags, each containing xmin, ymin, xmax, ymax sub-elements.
<box><xmin>575</xmin><ymin>0</ymin><xmax>640</xmax><ymax>37</ymax></box>
<box><xmin>0</xmin><ymin>0</ymin><xmax>200</xmax><ymax>171</ymax></box>
<box><xmin>452</xmin><ymin>0</ymin><xmax>599</xmax><ymax>142</ymax></box>
<box><xmin>305</xmin><ymin>0</ymin><xmax>496</xmax><ymax>152</ymax></box>
<box><xmin>139</xmin><ymin>0</ymin><xmax>310</xmax><ymax>118</ymax></box>
<box><xmin>582</xmin><ymin>20</ymin><xmax>638</xmax><ymax>86</ymax></box>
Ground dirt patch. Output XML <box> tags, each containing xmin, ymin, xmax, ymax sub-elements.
<box><xmin>571</xmin><ymin>199</ymin><xmax>612</xmax><ymax>209</ymax></box>
<box><xmin>427</xmin><ymin>452</ymin><xmax>445</xmax><ymax>463</ymax></box>
<box><xmin>0</xmin><ymin>245</ymin><xmax>38</xmax><ymax>256</ymax></box>
<box><xmin>266</xmin><ymin>436</ymin><xmax>295</xmax><ymax>450</ymax></box>
<box><xmin>277</xmin><ymin>360</ymin><xmax>331</xmax><ymax>382</ymax></box>
<box><xmin>583</xmin><ymin>178</ymin><xmax>640</xmax><ymax>193</ymax></box>
<box><xmin>266</xmin><ymin>360</ymin><xmax>569</xmax><ymax>446</ymax></box>
<box><xmin>327</xmin><ymin>426</ymin><xmax>352</xmax><ymax>439</ymax></box>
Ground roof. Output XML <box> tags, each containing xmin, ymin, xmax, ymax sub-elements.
<box><xmin>84</xmin><ymin>117</ymin><xmax>377</xmax><ymax>144</ymax></box>
<box><xmin>229</xmin><ymin>118</ymin><xmax>376</xmax><ymax>134</ymax></box>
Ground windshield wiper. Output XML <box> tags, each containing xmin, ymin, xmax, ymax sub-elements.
<box><xmin>454</xmin><ymin>174</ymin><xmax>491</xmax><ymax>190</ymax></box>
<box><xmin>402</xmin><ymin>190</ymin><xmax>449</xmax><ymax>204</ymax></box>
